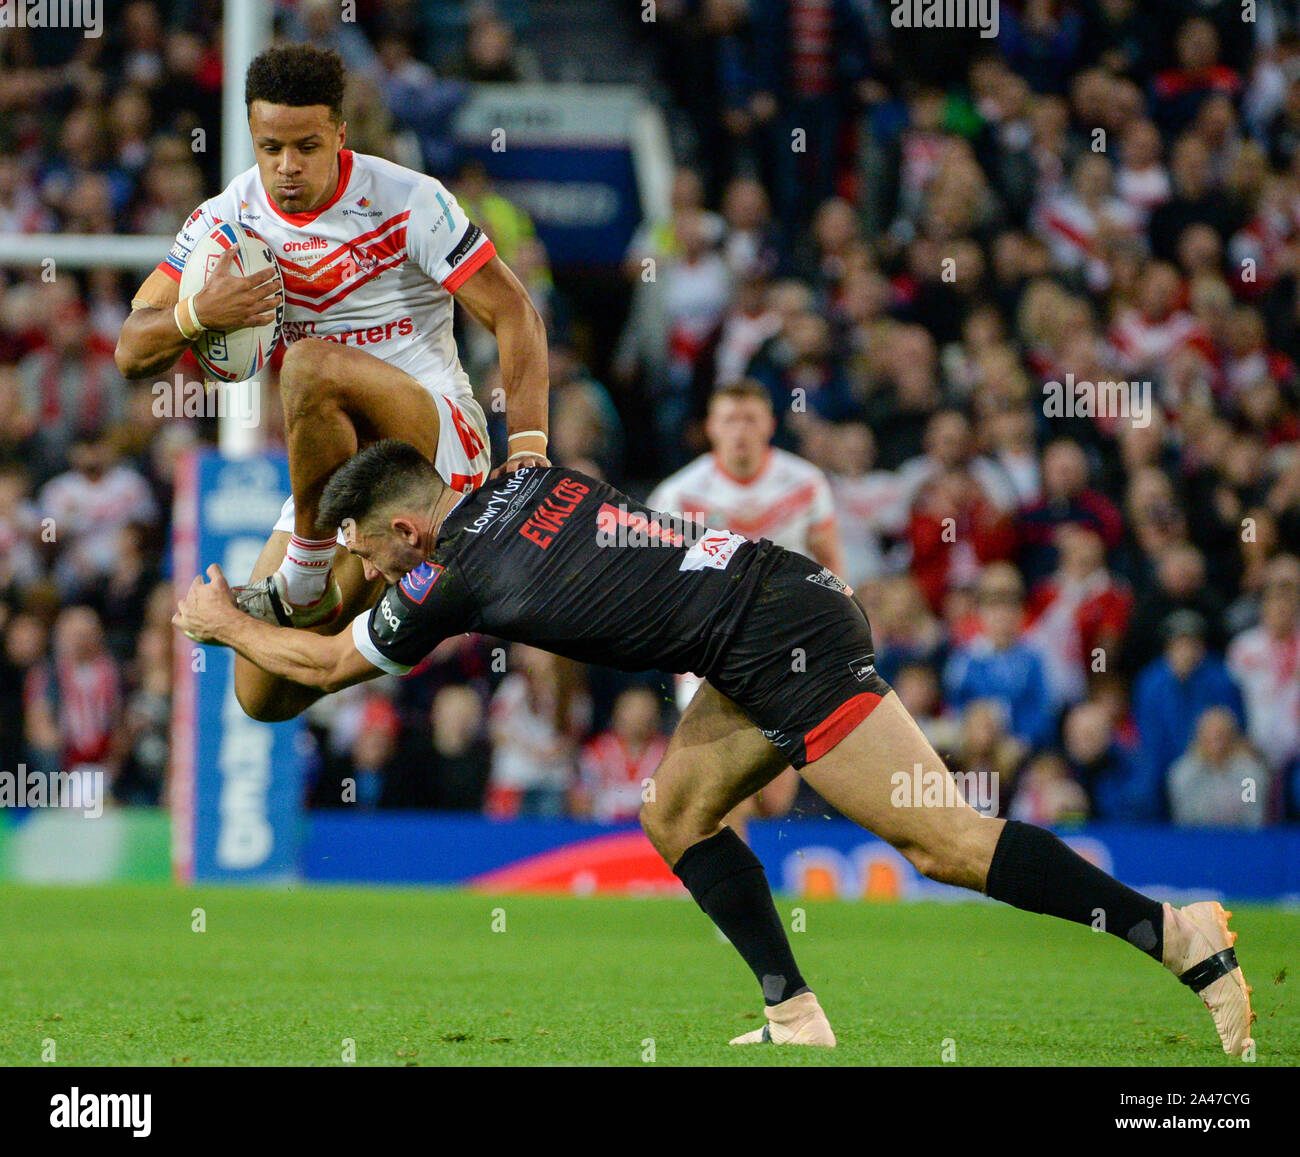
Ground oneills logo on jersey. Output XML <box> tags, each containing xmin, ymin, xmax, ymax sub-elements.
<box><xmin>399</xmin><ymin>562</ymin><xmax>444</xmax><ymax>605</ymax></box>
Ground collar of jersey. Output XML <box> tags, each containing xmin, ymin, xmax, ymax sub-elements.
<box><xmin>265</xmin><ymin>149</ymin><xmax>355</xmax><ymax>226</ymax></box>
<box><xmin>429</xmin><ymin>489</ymin><xmax>473</xmax><ymax>554</ymax></box>
<box><xmin>712</xmin><ymin>446</ymin><xmax>773</xmax><ymax>488</ymax></box>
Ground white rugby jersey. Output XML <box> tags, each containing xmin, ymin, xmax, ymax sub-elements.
<box><xmin>648</xmin><ymin>447</ymin><xmax>836</xmax><ymax>556</ymax></box>
<box><xmin>157</xmin><ymin>150</ymin><xmax>496</xmax><ymax>406</ymax></box>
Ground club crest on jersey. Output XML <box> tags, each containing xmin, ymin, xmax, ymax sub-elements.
<box><xmin>679</xmin><ymin>530</ymin><xmax>745</xmax><ymax>571</ymax></box>
<box><xmin>399</xmin><ymin>562</ymin><xmax>444</xmax><ymax>605</ymax></box>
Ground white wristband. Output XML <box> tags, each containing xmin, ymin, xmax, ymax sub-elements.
<box><xmin>508</xmin><ymin>429</ymin><xmax>548</xmax><ymax>443</ymax></box>
<box><xmin>506</xmin><ymin>449</ymin><xmax>549</xmax><ymax>463</ymax></box>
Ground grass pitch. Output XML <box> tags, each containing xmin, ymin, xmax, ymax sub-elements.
<box><xmin>0</xmin><ymin>884</ymin><xmax>1294</xmax><ymax>1066</ymax></box>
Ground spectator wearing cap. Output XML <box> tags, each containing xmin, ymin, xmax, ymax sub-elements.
<box><xmin>943</xmin><ymin>563</ymin><xmax>1056</xmax><ymax>751</ymax></box>
<box><xmin>1168</xmin><ymin>706</ymin><xmax>1270</xmax><ymax>828</ymax></box>
<box><xmin>1132</xmin><ymin>609</ymin><xmax>1246</xmax><ymax>803</ymax></box>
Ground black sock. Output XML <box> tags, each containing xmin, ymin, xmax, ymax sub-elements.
<box><xmin>985</xmin><ymin>820</ymin><xmax>1164</xmax><ymax>961</ymax></box>
<box><xmin>673</xmin><ymin>827</ymin><xmax>809</xmax><ymax>1005</ymax></box>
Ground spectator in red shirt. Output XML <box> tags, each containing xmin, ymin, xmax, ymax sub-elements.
<box><xmin>572</xmin><ymin>686</ymin><xmax>669</xmax><ymax>824</ymax></box>
<box><xmin>1025</xmin><ymin>516</ymin><xmax>1134</xmax><ymax>708</ymax></box>
<box><xmin>908</xmin><ymin>465</ymin><xmax>1017</xmax><ymax>614</ymax></box>
<box><xmin>24</xmin><ymin>605</ymin><xmax>122</xmax><ymax>778</ymax></box>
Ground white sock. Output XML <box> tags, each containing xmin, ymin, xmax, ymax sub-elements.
<box><xmin>277</xmin><ymin>534</ymin><xmax>336</xmax><ymax>606</ymax></box>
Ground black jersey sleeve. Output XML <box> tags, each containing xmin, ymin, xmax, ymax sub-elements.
<box><xmin>351</xmin><ymin>557</ymin><xmax>478</xmax><ymax>676</ymax></box>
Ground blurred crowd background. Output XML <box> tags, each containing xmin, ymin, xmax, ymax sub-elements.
<box><xmin>3</xmin><ymin>0</ymin><xmax>1300</xmax><ymax>828</ymax></box>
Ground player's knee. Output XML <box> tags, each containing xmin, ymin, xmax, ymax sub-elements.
<box><xmin>898</xmin><ymin>840</ymin><xmax>968</xmax><ymax>888</ymax></box>
<box><xmin>279</xmin><ymin>339</ymin><xmax>338</xmax><ymax>413</ymax></box>
<box><xmin>640</xmin><ymin>785</ymin><xmax>721</xmax><ymax>862</ymax></box>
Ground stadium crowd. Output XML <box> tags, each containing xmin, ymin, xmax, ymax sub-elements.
<box><xmin>2</xmin><ymin>1</ymin><xmax>1300</xmax><ymax>826</ymax></box>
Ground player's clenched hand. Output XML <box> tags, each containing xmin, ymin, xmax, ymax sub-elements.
<box><xmin>172</xmin><ymin>564</ymin><xmax>238</xmax><ymax>643</ymax></box>
<box><xmin>192</xmin><ymin>247</ymin><xmax>282</xmax><ymax>332</ymax></box>
<box><xmin>490</xmin><ymin>452</ymin><xmax>550</xmax><ymax>479</ymax></box>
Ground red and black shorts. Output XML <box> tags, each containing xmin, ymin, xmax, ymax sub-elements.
<box><xmin>711</xmin><ymin>550</ymin><xmax>894</xmax><ymax>768</ymax></box>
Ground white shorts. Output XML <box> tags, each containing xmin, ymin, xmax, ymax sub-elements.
<box><xmin>273</xmin><ymin>390</ymin><xmax>492</xmax><ymax>540</ymax></box>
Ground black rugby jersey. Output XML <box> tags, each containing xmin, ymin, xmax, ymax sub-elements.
<box><xmin>353</xmin><ymin>466</ymin><xmax>787</xmax><ymax>677</ymax></box>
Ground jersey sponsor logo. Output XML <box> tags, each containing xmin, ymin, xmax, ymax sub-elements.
<box><xmin>283</xmin><ymin>237</ymin><xmax>330</xmax><ymax>253</ymax></box>
<box><xmin>432</xmin><ymin>189</ymin><xmax>455</xmax><ymax>236</ymax></box>
<box><xmin>376</xmin><ymin>594</ymin><xmax>403</xmax><ymax>635</ymax></box>
<box><xmin>679</xmin><ymin>530</ymin><xmax>745</xmax><ymax>571</ymax></box>
<box><xmin>446</xmin><ymin>224</ymin><xmax>484</xmax><ymax>271</ymax></box>
<box><xmin>807</xmin><ymin>567</ymin><xmax>850</xmax><ymax>593</ymax></box>
<box><xmin>464</xmin><ymin>469</ymin><xmax>532</xmax><ymax>535</ymax></box>
<box><xmin>280</xmin><ymin>316</ymin><xmax>415</xmax><ymax>347</ymax></box>
<box><xmin>399</xmin><ymin>562</ymin><xmax>444</xmax><ymax>605</ymax></box>
<box><xmin>520</xmin><ymin>477</ymin><xmax>590</xmax><ymax>549</ymax></box>
<box><xmin>848</xmin><ymin>655</ymin><xmax>876</xmax><ymax>683</ymax></box>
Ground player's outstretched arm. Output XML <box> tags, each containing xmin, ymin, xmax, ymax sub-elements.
<box><xmin>173</xmin><ymin>565</ymin><xmax>380</xmax><ymax>695</ymax></box>
<box><xmin>453</xmin><ymin>255</ymin><xmax>551</xmax><ymax>474</ymax></box>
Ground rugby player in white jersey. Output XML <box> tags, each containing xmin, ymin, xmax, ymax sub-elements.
<box><xmin>115</xmin><ymin>45</ymin><xmax>550</xmax><ymax>722</ymax></box>
<box><xmin>648</xmin><ymin>380</ymin><xmax>847</xmax><ymax>826</ymax></box>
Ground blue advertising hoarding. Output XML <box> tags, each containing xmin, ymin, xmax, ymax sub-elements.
<box><xmin>171</xmin><ymin>450</ymin><xmax>302</xmax><ymax>883</ymax></box>
<box><xmin>453</xmin><ymin>85</ymin><xmax>658</xmax><ymax>268</ymax></box>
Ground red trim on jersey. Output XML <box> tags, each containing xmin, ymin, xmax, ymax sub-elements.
<box><xmin>157</xmin><ymin>260</ymin><xmax>182</xmax><ymax>282</ymax></box>
<box><xmin>447</xmin><ymin>399</ymin><xmax>486</xmax><ymax>461</ymax></box>
<box><xmin>712</xmin><ymin>447</ymin><xmax>772</xmax><ymax>488</ymax></box>
<box><xmin>265</xmin><ymin>149</ymin><xmax>355</xmax><ymax>226</ymax></box>
<box><xmin>447</xmin><ymin>469</ymin><xmax>487</xmax><ymax>492</ymax></box>
<box><xmin>803</xmin><ymin>691</ymin><xmax>884</xmax><ymax>764</ymax></box>
<box><xmin>442</xmin><ymin>236</ymin><xmax>497</xmax><ymax>293</ymax></box>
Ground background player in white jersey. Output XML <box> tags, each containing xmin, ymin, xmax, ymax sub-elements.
<box><xmin>648</xmin><ymin>380</ymin><xmax>847</xmax><ymax>826</ymax></box>
<box><xmin>113</xmin><ymin>46</ymin><xmax>549</xmax><ymax>722</ymax></box>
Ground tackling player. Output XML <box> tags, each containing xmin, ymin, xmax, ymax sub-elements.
<box><xmin>648</xmin><ymin>380</ymin><xmax>847</xmax><ymax>824</ymax></box>
<box><xmin>114</xmin><ymin>45</ymin><xmax>549</xmax><ymax>723</ymax></box>
<box><xmin>174</xmin><ymin>441</ymin><xmax>1256</xmax><ymax>1057</ymax></box>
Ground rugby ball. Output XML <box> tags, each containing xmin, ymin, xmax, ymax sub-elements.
<box><xmin>178</xmin><ymin>220</ymin><xmax>284</xmax><ymax>382</ymax></box>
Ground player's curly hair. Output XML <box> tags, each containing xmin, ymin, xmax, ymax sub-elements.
<box><xmin>245</xmin><ymin>45</ymin><xmax>346</xmax><ymax>122</ymax></box>
<box><xmin>319</xmin><ymin>440</ymin><xmax>445</xmax><ymax>534</ymax></box>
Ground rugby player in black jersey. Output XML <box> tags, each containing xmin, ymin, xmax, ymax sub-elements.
<box><xmin>174</xmin><ymin>440</ymin><xmax>1255</xmax><ymax>1056</ymax></box>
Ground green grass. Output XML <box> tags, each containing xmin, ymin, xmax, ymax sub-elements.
<box><xmin>0</xmin><ymin>884</ymin><xmax>1293</xmax><ymax>1066</ymax></box>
